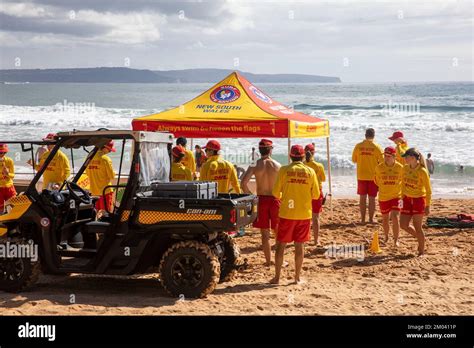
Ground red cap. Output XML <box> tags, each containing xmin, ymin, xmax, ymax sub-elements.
<box><xmin>172</xmin><ymin>145</ymin><xmax>186</xmax><ymax>158</ymax></box>
<box><xmin>0</xmin><ymin>143</ymin><xmax>9</xmax><ymax>153</ymax></box>
<box><xmin>103</xmin><ymin>140</ymin><xmax>116</xmax><ymax>152</ymax></box>
<box><xmin>258</xmin><ymin>139</ymin><xmax>273</xmax><ymax>148</ymax></box>
<box><xmin>388</xmin><ymin>131</ymin><xmax>404</xmax><ymax>141</ymax></box>
<box><xmin>43</xmin><ymin>133</ymin><xmax>57</xmax><ymax>141</ymax></box>
<box><xmin>304</xmin><ymin>144</ymin><xmax>315</xmax><ymax>153</ymax></box>
<box><xmin>290</xmin><ymin>144</ymin><xmax>305</xmax><ymax>158</ymax></box>
<box><xmin>384</xmin><ymin>146</ymin><xmax>396</xmax><ymax>156</ymax></box>
<box><xmin>203</xmin><ymin>140</ymin><xmax>221</xmax><ymax>151</ymax></box>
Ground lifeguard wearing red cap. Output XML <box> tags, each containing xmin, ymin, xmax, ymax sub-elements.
<box><xmin>172</xmin><ymin>145</ymin><xmax>186</xmax><ymax>158</ymax></box>
<box><xmin>384</xmin><ymin>146</ymin><xmax>396</xmax><ymax>156</ymax></box>
<box><xmin>259</xmin><ymin>139</ymin><xmax>273</xmax><ymax>148</ymax></box>
<box><xmin>42</xmin><ymin>133</ymin><xmax>57</xmax><ymax>141</ymax></box>
<box><xmin>388</xmin><ymin>131</ymin><xmax>404</xmax><ymax>141</ymax></box>
<box><xmin>304</xmin><ymin>144</ymin><xmax>315</xmax><ymax>153</ymax></box>
<box><xmin>0</xmin><ymin>143</ymin><xmax>9</xmax><ymax>153</ymax></box>
<box><xmin>103</xmin><ymin>140</ymin><xmax>116</xmax><ymax>152</ymax></box>
<box><xmin>203</xmin><ymin>140</ymin><xmax>221</xmax><ymax>151</ymax></box>
<box><xmin>290</xmin><ymin>144</ymin><xmax>305</xmax><ymax>158</ymax></box>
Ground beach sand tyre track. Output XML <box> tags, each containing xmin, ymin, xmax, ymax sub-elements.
<box><xmin>218</xmin><ymin>232</ymin><xmax>240</xmax><ymax>283</ymax></box>
<box><xmin>159</xmin><ymin>241</ymin><xmax>220</xmax><ymax>298</ymax></box>
<box><xmin>0</xmin><ymin>238</ymin><xmax>41</xmax><ymax>292</ymax></box>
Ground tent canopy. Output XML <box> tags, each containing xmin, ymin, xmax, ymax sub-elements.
<box><xmin>132</xmin><ymin>71</ymin><xmax>329</xmax><ymax>138</ymax></box>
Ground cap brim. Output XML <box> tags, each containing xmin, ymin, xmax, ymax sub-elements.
<box><xmin>388</xmin><ymin>136</ymin><xmax>396</xmax><ymax>141</ymax></box>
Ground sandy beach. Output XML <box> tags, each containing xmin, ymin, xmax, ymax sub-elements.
<box><xmin>0</xmin><ymin>198</ymin><xmax>472</xmax><ymax>316</ymax></box>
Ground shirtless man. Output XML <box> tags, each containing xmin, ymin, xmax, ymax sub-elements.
<box><xmin>241</xmin><ymin>139</ymin><xmax>281</xmax><ymax>266</ymax></box>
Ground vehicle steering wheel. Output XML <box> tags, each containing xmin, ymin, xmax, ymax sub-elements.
<box><xmin>65</xmin><ymin>181</ymin><xmax>91</xmax><ymax>205</ymax></box>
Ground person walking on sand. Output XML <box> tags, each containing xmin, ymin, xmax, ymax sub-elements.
<box><xmin>194</xmin><ymin>145</ymin><xmax>207</xmax><ymax>174</ymax></box>
<box><xmin>177</xmin><ymin>137</ymin><xmax>196</xmax><ymax>178</ymax></box>
<box><xmin>86</xmin><ymin>140</ymin><xmax>116</xmax><ymax>214</ymax></box>
<box><xmin>374</xmin><ymin>147</ymin><xmax>403</xmax><ymax>246</ymax></box>
<box><xmin>400</xmin><ymin>148</ymin><xmax>432</xmax><ymax>256</ymax></box>
<box><xmin>200</xmin><ymin>140</ymin><xmax>242</xmax><ymax>194</ymax></box>
<box><xmin>352</xmin><ymin>128</ymin><xmax>383</xmax><ymax>223</ymax></box>
<box><xmin>270</xmin><ymin>145</ymin><xmax>320</xmax><ymax>285</ymax></box>
<box><xmin>171</xmin><ymin>145</ymin><xmax>193</xmax><ymax>181</ymax></box>
<box><xmin>249</xmin><ymin>147</ymin><xmax>260</xmax><ymax>165</ymax></box>
<box><xmin>426</xmin><ymin>153</ymin><xmax>434</xmax><ymax>175</ymax></box>
<box><xmin>304</xmin><ymin>143</ymin><xmax>326</xmax><ymax>247</ymax></box>
<box><xmin>0</xmin><ymin>144</ymin><xmax>17</xmax><ymax>213</ymax></box>
<box><xmin>388</xmin><ymin>131</ymin><xmax>408</xmax><ymax>165</ymax></box>
<box><xmin>241</xmin><ymin>139</ymin><xmax>281</xmax><ymax>266</ymax></box>
<box><xmin>28</xmin><ymin>133</ymin><xmax>71</xmax><ymax>190</ymax></box>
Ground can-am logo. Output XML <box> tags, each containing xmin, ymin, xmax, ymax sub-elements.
<box><xmin>210</xmin><ymin>85</ymin><xmax>240</xmax><ymax>104</ymax></box>
<box><xmin>249</xmin><ymin>85</ymin><xmax>272</xmax><ymax>104</ymax></box>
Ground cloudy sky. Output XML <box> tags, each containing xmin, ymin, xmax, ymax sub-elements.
<box><xmin>0</xmin><ymin>0</ymin><xmax>472</xmax><ymax>82</ymax></box>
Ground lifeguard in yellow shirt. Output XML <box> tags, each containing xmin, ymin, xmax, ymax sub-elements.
<box><xmin>352</xmin><ymin>128</ymin><xmax>383</xmax><ymax>223</ymax></box>
<box><xmin>200</xmin><ymin>140</ymin><xmax>241</xmax><ymax>194</ymax></box>
<box><xmin>304</xmin><ymin>143</ymin><xmax>326</xmax><ymax>247</ymax></box>
<box><xmin>171</xmin><ymin>145</ymin><xmax>193</xmax><ymax>182</ymax></box>
<box><xmin>29</xmin><ymin>133</ymin><xmax>71</xmax><ymax>190</ymax></box>
<box><xmin>400</xmin><ymin>148</ymin><xmax>432</xmax><ymax>256</ymax></box>
<box><xmin>86</xmin><ymin>141</ymin><xmax>116</xmax><ymax>213</ymax></box>
<box><xmin>374</xmin><ymin>147</ymin><xmax>403</xmax><ymax>246</ymax></box>
<box><xmin>176</xmin><ymin>137</ymin><xmax>196</xmax><ymax>179</ymax></box>
<box><xmin>388</xmin><ymin>130</ymin><xmax>409</xmax><ymax>165</ymax></box>
<box><xmin>271</xmin><ymin>145</ymin><xmax>320</xmax><ymax>285</ymax></box>
<box><xmin>0</xmin><ymin>143</ymin><xmax>17</xmax><ymax>212</ymax></box>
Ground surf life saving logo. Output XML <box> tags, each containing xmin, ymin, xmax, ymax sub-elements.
<box><xmin>249</xmin><ymin>85</ymin><xmax>272</xmax><ymax>104</ymax></box>
<box><xmin>210</xmin><ymin>85</ymin><xmax>241</xmax><ymax>104</ymax></box>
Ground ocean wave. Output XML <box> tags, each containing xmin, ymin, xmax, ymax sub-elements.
<box><xmin>295</xmin><ymin>103</ymin><xmax>474</xmax><ymax>112</ymax></box>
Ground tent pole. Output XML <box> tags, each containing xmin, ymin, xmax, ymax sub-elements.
<box><xmin>326</xmin><ymin>136</ymin><xmax>333</xmax><ymax>219</ymax></box>
<box><xmin>287</xmin><ymin>122</ymin><xmax>291</xmax><ymax>163</ymax></box>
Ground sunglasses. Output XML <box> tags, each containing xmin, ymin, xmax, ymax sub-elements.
<box><xmin>0</xmin><ymin>152</ymin><xmax>6</xmax><ymax>155</ymax></box>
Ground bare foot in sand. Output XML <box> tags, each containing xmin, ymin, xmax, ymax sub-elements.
<box><xmin>269</xmin><ymin>277</ymin><xmax>280</xmax><ymax>285</ymax></box>
<box><xmin>394</xmin><ymin>240</ymin><xmax>400</xmax><ymax>248</ymax></box>
<box><xmin>295</xmin><ymin>278</ymin><xmax>307</xmax><ymax>285</ymax></box>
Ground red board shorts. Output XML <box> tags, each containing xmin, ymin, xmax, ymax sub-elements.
<box><xmin>95</xmin><ymin>191</ymin><xmax>115</xmax><ymax>212</ymax></box>
<box><xmin>312</xmin><ymin>189</ymin><xmax>324</xmax><ymax>214</ymax></box>
<box><xmin>379</xmin><ymin>198</ymin><xmax>402</xmax><ymax>215</ymax></box>
<box><xmin>253</xmin><ymin>195</ymin><xmax>280</xmax><ymax>230</ymax></box>
<box><xmin>401</xmin><ymin>196</ymin><xmax>426</xmax><ymax>215</ymax></box>
<box><xmin>276</xmin><ymin>218</ymin><xmax>311</xmax><ymax>243</ymax></box>
<box><xmin>0</xmin><ymin>185</ymin><xmax>17</xmax><ymax>211</ymax></box>
<box><xmin>357</xmin><ymin>180</ymin><xmax>378</xmax><ymax>197</ymax></box>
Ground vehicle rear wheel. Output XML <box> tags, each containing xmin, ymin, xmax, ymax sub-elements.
<box><xmin>159</xmin><ymin>241</ymin><xmax>220</xmax><ymax>298</ymax></box>
<box><xmin>0</xmin><ymin>239</ymin><xmax>41</xmax><ymax>292</ymax></box>
<box><xmin>218</xmin><ymin>232</ymin><xmax>240</xmax><ymax>283</ymax></box>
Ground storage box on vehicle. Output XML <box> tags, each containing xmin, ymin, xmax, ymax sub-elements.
<box><xmin>151</xmin><ymin>181</ymin><xmax>218</xmax><ymax>199</ymax></box>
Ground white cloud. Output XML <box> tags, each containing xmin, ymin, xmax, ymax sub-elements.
<box><xmin>76</xmin><ymin>10</ymin><xmax>164</xmax><ymax>44</ymax></box>
<box><xmin>0</xmin><ymin>2</ymin><xmax>50</xmax><ymax>18</ymax></box>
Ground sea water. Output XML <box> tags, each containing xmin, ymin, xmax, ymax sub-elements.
<box><xmin>0</xmin><ymin>82</ymin><xmax>472</xmax><ymax>197</ymax></box>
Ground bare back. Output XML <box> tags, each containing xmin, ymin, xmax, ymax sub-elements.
<box><xmin>247</xmin><ymin>157</ymin><xmax>281</xmax><ymax>196</ymax></box>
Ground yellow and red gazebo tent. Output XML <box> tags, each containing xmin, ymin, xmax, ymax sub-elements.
<box><xmin>132</xmin><ymin>71</ymin><xmax>329</xmax><ymax>138</ymax></box>
<box><xmin>132</xmin><ymin>71</ymin><xmax>332</xmax><ymax>193</ymax></box>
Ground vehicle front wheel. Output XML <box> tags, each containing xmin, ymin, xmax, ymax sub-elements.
<box><xmin>159</xmin><ymin>241</ymin><xmax>220</xmax><ymax>298</ymax></box>
<box><xmin>0</xmin><ymin>239</ymin><xmax>41</xmax><ymax>292</ymax></box>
